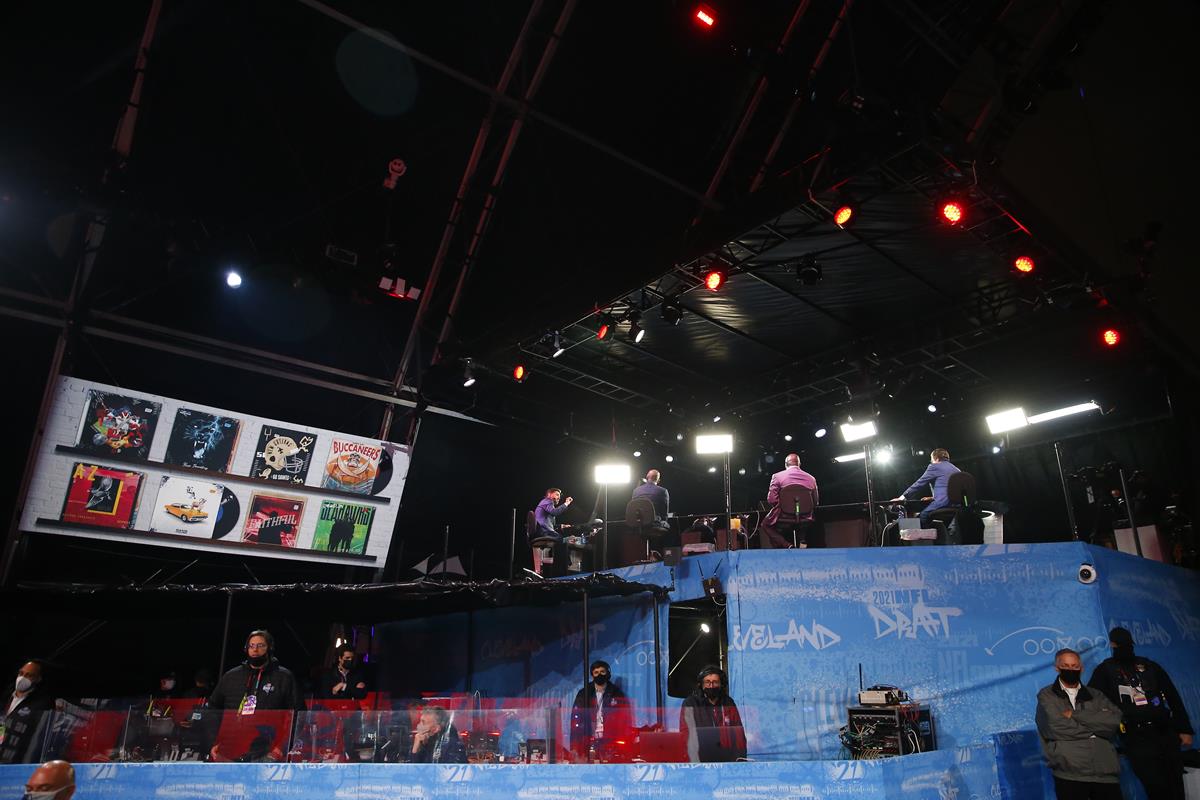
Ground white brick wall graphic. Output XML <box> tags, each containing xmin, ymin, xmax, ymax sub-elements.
<box><xmin>20</xmin><ymin>376</ymin><xmax>408</xmax><ymax>566</ymax></box>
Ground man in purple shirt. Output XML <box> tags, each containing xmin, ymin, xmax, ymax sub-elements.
<box><xmin>890</xmin><ymin>448</ymin><xmax>961</xmax><ymax>528</ymax></box>
<box><xmin>534</xmin><ymin>487</ymin><xmax>573</xmax><ymax>539</ymax></box>
<box><xmin>762</xmin><ymin>454</ymin><xmax>819</xmax><ymax>548</ymax></box>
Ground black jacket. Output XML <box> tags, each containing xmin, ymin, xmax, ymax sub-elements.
<box><xmin>570</xmin><ymin>682</ymin><xmax>632</xmax><ymax>754</ymax></box>
<box><xmin>411</xmin><ymin>723</ymin><xmax>466</xmax><ymax>764</ymax></box>
<box><xmin>1088</xmin><ymin>656</ymin><xmax>1194</xmax><ymax>736</ymax></box>
<box><xmin>679</xmin><ymin>692</ymin><xmax>747</xmax><ymax>762</ymax></box>
<box><xmin>0</xmin><ymin>686</ymin><xmax>53</xmax><ymax>764</ymax></box>
<box><xmin>208</xmin><ymin>657</ymin><xmax>304</xmax><ymax>712</ymax></box>
<box><xmin>317</xmin><ymin>667</ymin><xmax>368</xmax><ymax>701</ymax></box>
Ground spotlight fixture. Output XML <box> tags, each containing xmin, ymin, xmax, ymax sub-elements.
<box><xmin>840</xmin><ymin>420</ymin><xmax>877</xmax><ymax>442</ymax></box>
<box><xmin>707</xmin><ymin>466</ymin><xmax>717</xmax><ymax>473</ymax></box>
<box><xmin>694</xmin><ymin>4</ymin><xmax>716</xmax><ymax>28</ymax></box>
<box><xmin>796</xmin><ymin>254</ymin><xmax>823</xmax><ymax>286</ymax></box>
<box><xmin>695</xmin><ymin>434</ymin><xmax>733</xmax><ymax>454</ymax></box>
<box><xmin>940</xmin><ymin>200</ymin><xmax>966</xmax><ymax>224</ymax></box>
<box><xmin>992</xmin><ymin>445</ymin><xmax>1003</xmax><ymax>454</ymax></box>
<box><xmin>594</xmin><ymin>464</ymin><xmax>632</xmax><ymax>484</ymax></box>
<box><xmin>703</xmin><ymin>268</ymin><xmax>725</xmax><ymax>291</ymax></box>
<box><xmin>1014</xmin><ymin>255</ymin><xmax>1036</xmax><ymax>274</ymax></box>
<box><xmin>874</xmin><ymin>448</ymin><xmax>893</xmax><ymax>465</ymax></box>
<box><xmin>927</xmin><ymin>404</ymin><xmax>938</xmax><ymax>413</ymax></box>
<box><xmin>783</xmin><ymin>434</ymin><xmax>793</xmax><ymax>442</ymax></box>
<box><xmin>676</xmin><ymin>432</ymin><xmax>684</xmax><ymax>441</ymax></box>
<box><xmin>737</xmin><ymin>467</ymin><xmax>746</xmax><ymax>475</ymax></box>
<box><xmin>512</xmin><ymin>364</ymin><xmax>527</xmax><ymax>383</ymax></box>
<box><xmin>633</xmin><ymin>450</ymin><xmax>642</xmax><ymax>458</ymax></box>
<box><xmin>834</xmin><ymin>452</ymin><xmax>866</xmax><ymax>463</ymax></box>
<box><xmin>700</xmin><ymin>622</ymin><xmax>712</xmax><ymax>634</ymax></box>
<box><xmin>225</xmin><ymin>270</ymin><xmax>243</xmax><ymax>288</ymax></box>
<box><xmin>596</xmin><ymin>313</ymin><xmax>615</xmax><ymax>341</ymax></box>
<box><xmin>628</xmin><ymin>312</ymin><xmax>646</xmax><ymax>344</ymax></box>
<box><xmin>814</xmin><ymin>427</ymin><xmax>827</xmax><ymax>439</ymax></box>
<box><xmin>660</xmin><ymin>296</ymin><xmax>684</xmax><ymax>326</ymax></box>
<box><xmin>834</xmin><ymin>205</ymin><xmax>855</xmax><ymax>227</ymax></box>
<box><xmin>462</xmin><ymin>361</ymin><xmax>476</xmax><ymax>388</ymax></box>
<box><xmin>986</xmin><ymin>408</ymin><xmax>1028</xmax><ymax>434</ymax></box>
<box><xmin>1101</xmin><ymin>328</ymin><xmax>1120</xmax><ymax>347</ymax></box>
<box><xmin>1028</xmin><ymin>402</ymin><xmax>1100</xmax><ymax>424</ymax></box>
<box><xmin>552</xmin><ymin>332</ymin><xmax>565</xmax><ymax>358</ymax></box>
<box><xmin>665</xmin><ymin>455</ymin><xmax>674</xmax><ymax>462</ymax></box>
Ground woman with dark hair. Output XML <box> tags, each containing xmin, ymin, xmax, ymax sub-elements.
<box><xmin>679</xmin><ymin>665</ymin><xmax>746</xmax><ymax>762</ymax></box>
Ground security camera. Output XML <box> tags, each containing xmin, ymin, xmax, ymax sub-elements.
<box><xmin>1078</xmin><ymin>564</ymin><xmax>1098</xmax><ymax>584</ymax></box>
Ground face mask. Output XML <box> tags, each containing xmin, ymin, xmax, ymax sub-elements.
<box><xmin>15</xmin><ymin>676</ymin><xmax>33</xmax><ymax>693</ymax></box>
<box><xmin>703</xmin><ymin>687</ymin><xmax>721</xmax><ymax>700</ymax></box>
<box><xmin>161</xmin><ymin>679</ymin><xmax>176</xmax><ymax>691</ymax></box>
<box><xmin>248</xmin><ymin>654</ymin><xmax>269</xmax><ymax>668</ymax></box>
<box><xmin>593</xmin><ymin>673</ymin><xmax>609</xmax><ymax>686</ymax></box>
<box><xmin>340</xmin><ymin>659</ymin><xmax>352</xmax><ymax>668</ymax></box>
<box><xmin>1058</xmin><ymin>669</ymin><xmax>1082</xmax><ymax>686</ymax></box>
<box><xmin>24</xmin><ymin>788</ymin><xmax>69</xmax><ymax>800</ymax></box>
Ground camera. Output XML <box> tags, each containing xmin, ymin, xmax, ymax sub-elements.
<box><xmin>1078</xmin><ymin>563</ymin><xmax>1098</xmax><ymax>584</ymax></box>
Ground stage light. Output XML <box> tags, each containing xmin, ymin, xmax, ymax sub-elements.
<box><xmin>1014</xmin><ymin>255</ymin><xmax>1035</xmax><ymax>273</ymax></box>
<box><xmin>992</xmin><ymin>445</ymin><xmax>1002</xmax><ymax>454</ymax></box>
<box><xmin>695</xmin><ymin>433</ymin><xmax>734</xmax><ymax>454</ymax></box>
<box><xmin>814</xmin><ymin>427</ymin><xmax>827</xmax><ymax>438</ymax></box>
<box><xmin>783</xmin><ymin>434</ymin><xmax>793</xmax><ymax>442</ymax></box>
<box><xmin>628</xmin><ymin>314</ymin><xmax>646</xmax><ymax>344</ymax></box>
<box><xmin>596</xmin><ymin>313</ymin><xmax>615</xmax><ymax>341</ymax></box>
<box><xmin>840</xmin><ymin>420</ymin><xmax>877</xmax><ymax>442</ymax></box>
<box><xmin>512</xmin><ymin>364</ymin><xmax>527</xmax><ymax>382</ymax></box>
<box><xmin>462</xmin><ymin>363</ymin><xmax>476</xmax><ymax>388</ymax></box>
<box><xmin>665</xmin><ymin>455</ymin><xmax>674</xmax><ymax>462</ymax></box>
<box><xmin>676</xmin><ymin>432</ymin><xmax>684</xmax><ymax>441</ymax></box>
<box><xmin>633</xmin><ymin>450</ymin><xmax>642</xmax><ymax>458</ymax></box>
<box><xmin>700</xmin><ymin>622</ymin><xmax>711</xmax><ymax>634</ymax></box>
<box><xmin>1028</xmin><ymin>402</ymin><xmax>1100</xmax><ymax>424</ymax></box>
<box><xmin>834</xmin><ymin>452</ymin><xmax>866</xmax><ymax>463</ymax></box>
<box><xmin>552</xmin><ymin>332</ymin><xmax>565</xmax><ymax>358</ymax></box>
<box><xmin>661</xmin><ymin>296</ymin><xmax>684</xmax><ymax>326</ymax></box>
<box><xmin>986</xmin><ymin>407</ymin><xmax>1027</xmax><ymax>434</ymax></box>
<box><xmin>737</xmin><ymin>467</ymin><xmax>746</xmax><ymax>475</ymax></box>
<box><xmin>712</xmin><ymin>414</ymin><xmax>721</xmax><ymax>423</ymax></box>
<box><xmin>834</xmin><ymin>205</ymin><xmax>854</xmax><ymax>226</ymax></box>
<box><xmin>1102</xmin><ymin>328</ymin><xmax>1120</xmax><ymax>347</ymax></box>
<box><xmin>594</xmin><ymin>464</ymin><xmax>631</xmax><ymax>484</ymax></box>
<box><xmin>927</xmin><ymin>404</ymin><xmax>938</xmax><ymax>413</ymax></box>
<box><xmin>704</xmin><ymin>269</ymin><xmax>725</xmax><ymax>291</ymax></box>
<box><xmin>225</xmin><ymin>270</ymin><xmax>243</xmax><ymax>288</ymax></box>
<box><xmin>796</xmin><ymin>254</ymin><xmax>822</xmax><ymax>286</ymax></box>
<box><xmin>940</xmin><ymin>201</ymin><xmax>965</xmax><ymax>224</ymax></box>
<box><xmin>707</xmin><ymin>466</ymin><xmax>717</xmax><ymax>473</ymax></box>
<box><xmin>874</xmin><ymin>448</ymin><xmax>893</xmax><ymax>465</ymax></box>
<box><xmin>694</xmin><ymin>5</ymin><xmax>716</xmax><ymax>27</ymax></box>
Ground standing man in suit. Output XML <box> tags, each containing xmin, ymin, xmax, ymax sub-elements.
<box><xmin>891</xmin><ymin>448</ymin><xmax>961</xmax><ymax>529</ymax></box>
<box><xmin>631</xmin><ymin>469</ymin><xmax>669</xmax><ymax>520</ymax></box>
<box><xmin>761</xmin><ymin>454</ymin><xmax>819</xmax><ymax>548</ymax></box>
<box><xmin>1</xmin><ymin>660</ymin><xmax>52</xmax><ymax>764</ymax></box>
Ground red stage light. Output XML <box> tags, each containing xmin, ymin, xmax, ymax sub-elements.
<box><xmin>834</xmin><ymin>205</ymin><xmax>854</xmax><ymax>226</ymax></box>
<box><xmin>704</xmin><ymin>269</ymin><xmax>725</xmax><ymax>291</ymax></box>
<box><xmin>513</xmin><ymin>364</ymin><xmax>527</xmax><ymax>381</ymax></box>
<box><xmin>940</xmin><ymin>201</ymin><xmax>965</xmax><ymax>224</ymax></box>
<box><xmin>694</xmin><ymin>5</ymin><xmax>716</xmax><ymax>27</ymax></box>
<box><xmin>597</xmin><ymin>322</ymin><xmax>610</xmax><ymax>341</ymax></box>
<box><xmin>1101</xmin><ymin>329</ymin><xmax>1120</xmax><ymax>347</ymax></box>
<box><xmin>1014</xmin><ymin>255</ymin><xmax>1035</xmax><ymax>273</ymax></box>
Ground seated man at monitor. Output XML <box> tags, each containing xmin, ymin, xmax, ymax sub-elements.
<box><xmin>761</xmin><ymin>453</ymin><xmax>819</xmax><ymax>548</ymax></box>
<box><xmin>631</xmin><ymin>469</ymin><xmax>669</xmax><ymax>520</ymax></box>
<box><xmin>534</xmin><ymin>487</ymin><xmax>573</xmax><ymax>539</ymax></box>
<box><xmin>890</xmin><ymin>447</ymin><xmax>960</xmax><ymax>528</ymax></box>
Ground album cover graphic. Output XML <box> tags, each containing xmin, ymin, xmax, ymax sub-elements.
<box><xmin>75</xmin><ymin>391</ymin><xmax>161</xmax><ymax>460</ymax></box>
<box><xmin>164</xmin><ymin>409</ymin><xmax>242</xmax><ymax>472</ymax></box>
<box><xmin>249</xmin><ymin>426</ymin><xmax>316</xmax><ymax>484</ymax></box>
<box><xmin>61</xmin><ymin>462</ymin><xmax>144</xmax><ymax>529</ymax></box>
<box><xmin>321</xmin><ymin>438</ymin><xmax>383</xmax><ymax>495</ymax></box>
<box><xmin>148</xmin><ymin>476</ymin><xmax>237</xmax><ymax>538</ymax></box>
<box><xmin>242</xmin><ymin>493</ymin><xmax>305</xmax><ymax>547</ymax></box>
<box><xmin>311</xmin><ymin>500</ymin><xmax>374</xmax><ymax>555</ymax></box>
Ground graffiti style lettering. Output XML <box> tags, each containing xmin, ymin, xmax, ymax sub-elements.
<box><xmin>869</xmin><ymin>601</ymin><xmax>962</xmax><ymax>639</ymax></box>
<box><xmin>730</xmin><ymin>620</ymin><xmax>842</xmax><ymax>652</ymax></box>
<box><xmin>1107</xmin><ymin>617</ymin><xmax>1172</xmax><ymax>648</ymax></box>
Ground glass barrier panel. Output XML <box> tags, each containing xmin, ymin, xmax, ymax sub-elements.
<box><xmin>209</xmin><ymin>710</ymin><xmax>296</xmax><ymax>763</ymax></box>
<box><xmin>39</xmin><ymin>704</ymin><xmax>132</xmax><ymax>763</ymax></box>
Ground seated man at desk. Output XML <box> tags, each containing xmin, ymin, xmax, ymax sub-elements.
<box><xmin>534</xmin><ymin>487</ymin><xmax>573</xmax><ymax>539</ymax></box>
<box><xmin>762</xmin><ymin>453</ymin><xmax>819</xmax><ymax>548</ymax></box>
<box><xmin>631</xmin><ymin>469</ymin><xmax>669</xmax><ymax>520</ymax></box>
<box><xmin>890</xmin><ymin>448</ymin><xmax>960</xmax><ymax>528</ymax></box>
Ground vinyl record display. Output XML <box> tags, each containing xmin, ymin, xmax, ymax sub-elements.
<box><xmin>212</xmin><ymin>487</ymin><xmax>241</xmax><ymax>540</ymax></box>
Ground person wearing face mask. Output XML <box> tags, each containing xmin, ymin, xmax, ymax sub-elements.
<box><xmin>152</xmin><ymin>670</ymin><xmax>180</xmax><ymax>699</ymax></box>
<box><xmin>23</xmin><ymin>759</ymin><xmax>74</xmax><ymax>800</ymax></box>
<box><xmin>1035</xmin><ymin>648</ymin><xmax>1123</xmax><ymax>799</ymax></box>
<box><xmin>2</xmin><ymin>661</ymin><xmax>52</xmax><ymax>764</ymax></box>
<box><xmin>207</xmin><ymin>629</ymin><xmax>304</xmax><ymax>761</ymax></box>
<box><xmin>679</xmin><ymin>665</ymin><xmax>746</xmax><ymax>763</ymax></box>
<box><xmin>319</xmin><ymin>644</ymin><xmax>368</xmax><ymax>700</ymax></box>
<box><xmin>569</xmin><ymin>660</ymin><xmax>633</xmax><ymax>762</ymax></box>
<box><xmin>1088</xmin><ymin>627</ymin><xmax>1194</xmax><ymax>799</ymax></box>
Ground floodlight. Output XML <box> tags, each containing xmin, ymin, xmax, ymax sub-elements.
<box><xmin>783</xmin><ymin>434</ymin><xmax>793</xmax><ymax>442</ymax></box>
<box><xmin>707</xmin><ymin>466</ymin><xmax>717</xmax><ymax>473</ymax></box>
<box><xmin>633</xmin><ymin>450</ymin><xmax>642</xmax><ymax>458</ymax></box>
<box><xmin>552</xmin><ymin>332</ymin><xmax>565</xmax><ymax>358</ymax></box>
<box><xmin>874</xmin><ymin>448</ymin><xmax>893</xmax><ymax>465</ymax></box>
<box><xmin>594</xmin><ymin>464</ymin><xmax>631</xmax><ymax>484</ymax></box>
<box><xmin>462</xmin><ymin>363</ymin><xmax>476</xmax><ymax>388</ymax></box>
<box><xmin>1028</xmin><ymin>402</ymin><xmax>1100</xmax><ymax>424</ymax></box>
<box><xmin>840</xmin><ymin>420</ymin><xmax>877</xmax><ymax>442</ymax></box>
<box><xmin>834</xmin><ymin>452</ymin><xmax>866</xmax><ymax>463</ymax></box>
<box><xmin>927</xmin><ymin>404</ymin><xmax>938</xmax><ymax>413</ymax></box>
<box><xmin>814</xmin><ymin>427</ymin><xmax>827</xmax><ymax>439</ymax></box>
<box><xmin>986</xmin><ymin>408</ymin><xmax>1028</xmax><ymax>434</ymax></box>
<box><xmin>225</xmin><ymin>270</ymin><xmax>243</xmax><ymax>288</ymax></box>
<box><xmin>665</xmin><ymin>455</ymin><xmax>674</xmax><ymax>462</ymax></box>
<box><xmin>700</xmin><ymin>623</ymin><xmax>711</xmax><ymax>634</ymax></box>
<box><xmin>695</xmin><ymin>434</ymin><xmax>733</xmax><ymax>454</ymax></box>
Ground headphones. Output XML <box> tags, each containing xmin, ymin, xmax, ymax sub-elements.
<box><xmin>697</xmin><ymin>665</ymin><xmax>726</xmax><ymax>687</ymax></box>
<box><xmin>245</xmin><ymin>629</ymin><xmax>275</xmax><ymax>653</ymax></box>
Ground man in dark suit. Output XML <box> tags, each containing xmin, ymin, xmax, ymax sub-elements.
<box><xmin>1</xmin><ymin>661</ymin><xmax>53</xmax><ymax>764</ymax></box>
<box><xmin>891</xmin><ymin>448</ymin><xmax>961</xmax><ymax>528</ymax></box>
<box><xmin>631</xmin><ymin>469</ymin><xmax>669</xmax><ymax>520</ymax></box>
<box><xmin>761</xmin><ymin>454</ymin><xmax>819</xmax><ymax>548</ymax></box>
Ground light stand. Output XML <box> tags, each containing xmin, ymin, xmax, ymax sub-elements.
<box><xmin>695</xmin><ymin>435</ymin><xmax>735</xmax><ymax>550</ymax></box>
<box><xmin>863</xmin><ymin>444</ymin><xmax>877</xmax><ymax>546</ymax></box>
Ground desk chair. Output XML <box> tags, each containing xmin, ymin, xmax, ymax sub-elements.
<box><xmin>772</xmin><ymin>484</ymin><xmax>815</xmax><ymax>548</ymax></box>
<box><xmin>625</xmin><ymin>497</ymin><xmax>669</xmax><ymax>563</ymax></box>
<box><xmin>527</xmin><ymin>511</ymin><xmax>558</xmax><ymax>575</ymax></box>
<box><xmin>925</xmin><ymin>471</ymin><xmax>980</xmax><ymax>545</ymax></box>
